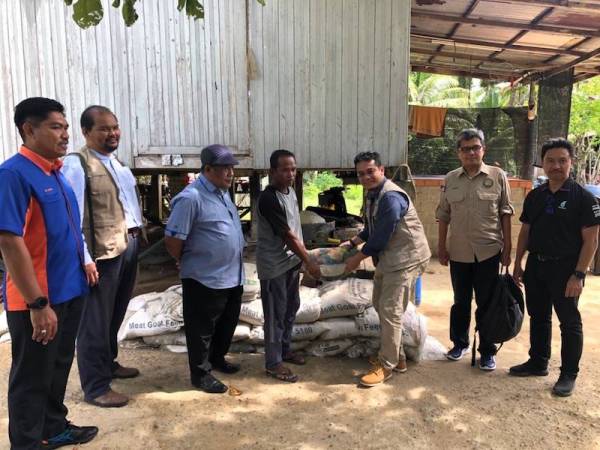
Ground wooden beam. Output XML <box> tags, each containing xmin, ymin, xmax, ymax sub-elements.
<box><xmin>544</xmin><ymin>37</ymin><xmax>591</xmax><ymax>64</ymax></box>
<box><xmin>427</xmin><ymin>0</ymin><xmax>480</xmax><ymax>64</ymax></box>
<box><xmin>516</xmin><ymin>45</ymin><xmax>600</xmax><ymax>84</ymax></box>
<box><xmin>412</xmin><ymin>47</ymin><xmax>509</xmax><ymax>63</ymax></box>
<box><xmin>481</xmin><ymin>0</ymin><xmax>600</xmax><ymax>12</ymax></box>
<box><xmin>411</xmin><ymin>32</ymin><xmax>587</xmax><ymax>56</ymax></box>
<box><xmin>412</xmin><ymin>10</ymin><xmax>600</xmax><ymax>37</ymax></box>
<box><xmin>411</xmin><ymin>64</ymin><xmax>514</xmax><ymax>80</ymax></box>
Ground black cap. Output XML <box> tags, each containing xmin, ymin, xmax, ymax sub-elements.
<box><xmin>200</xmin><ymin>144</ymin><xmax>239</xmax><ymax>167</ymax></box>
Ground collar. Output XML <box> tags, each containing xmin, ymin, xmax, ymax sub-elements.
<box><xmin>540</xmin><ymin>177</ymin><xmax>573</xmax><ymax>192</ymax></box>
<box><xmin>367</xmin><ymin>178</ymin><xmax>387</xmax><ymax>199</ymax></box>
<box><xmin>197</xmin><ymin>174</ymin><xmax>228</xmax><ymax>195</ymax></box>
<box><xmin>19</xmin><ymin>146</ymin><xmax>63</xmax><ymax>175</ymax></box>
<box><xmin>459</xmin><ymin>162</ymin><xmax>490</xmax><ymax>178</ymax></box>
<box><xmin>89</xmin><ymin>148</ymin><xmax>116</xmax><ymax>162</ymax></box>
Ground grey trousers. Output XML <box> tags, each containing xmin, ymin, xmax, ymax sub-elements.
<box><xmin>77</xmin><ymin>235</ymin><xmax>139</xmax><ymax>400</ymax></box>
<box><xmin>260</xmin><ymin>265</ymin><xmax>301</xmax><ymax>370</ymax></box>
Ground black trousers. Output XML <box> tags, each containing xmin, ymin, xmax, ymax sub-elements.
<box><xmin>7</xmin><ymin>297</ymin><xmax>83</xmax><ymax>450</ymax></box>
<box><xmin>449</xmin><ymin>253</ymin><xmax>500</xmax><ymax>356</ymax></box>
<box><xmin>523</xmin><ymin>255</ymin><xmax>583</xmax><ymax>375</ymax></box>
<box><xmin>181</xmin><ymin>278</ymin><xmax>242</xmax><ymax>382</ymax></box>
<box><xmin>77</xmin><ymin>236</ymin><xmax>139</xmax><ymax>400</ymax></box>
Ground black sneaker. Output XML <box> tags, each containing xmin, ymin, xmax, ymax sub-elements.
<box><xmin>42</xmin><ymin>422</ymin><xmax>98</xmax><ymax>449</ymax></box>
<box><xmin>552</xmin><ymin>373</ymin><xmax>577</xmax><ymax>397</ymax></box>
<box><xmin>192</xmin><ymin>372</ymin><xmax>228</xmax><ymax>394</ymax></box>
<box><xmin>509</xmin><ymin>360</ymin><xmax>549</xmax><ymax>377</ymax></box>
<box><xmin>211</xmin><ymin>358</ymin><xmax>241</xmax><ymax>374</ymax></box>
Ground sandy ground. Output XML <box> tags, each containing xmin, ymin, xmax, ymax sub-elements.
<box><xmin>1</xmin><ymin>259</ymin><xmax>600</xmax><ymax>450</ymax></box>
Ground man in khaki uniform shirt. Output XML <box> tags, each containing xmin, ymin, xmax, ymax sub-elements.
<box><xmin>436</xmin><ymin>128</ymin><xmax>514</xmax><ymax>371</ymax></box>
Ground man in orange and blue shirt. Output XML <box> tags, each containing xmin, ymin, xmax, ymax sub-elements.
<box><xmin>0</xmin><ymin>97</ymin><xmax>97</xmax><ymax>450</ymax></box>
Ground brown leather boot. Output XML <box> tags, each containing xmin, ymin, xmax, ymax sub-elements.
<box><xmin>85</xmin><ymin>388</ymin><xmax>129</xmax><ymax>408</ymax></box>
<box><xmin>112</xmin><ymin>364</ymin><xmax>140</xmax><ymax>379</ymax></box>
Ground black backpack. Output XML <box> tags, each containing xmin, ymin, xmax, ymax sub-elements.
<box><xmin>471</xmin><ymin>269</ymin><xmax>525</xmax><ymax>366</ymax></box>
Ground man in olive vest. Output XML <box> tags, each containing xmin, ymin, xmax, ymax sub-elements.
<box><xmin>344</xmin><ymin>151</ymin><xmax>431</xmax><ymax>387</ymax></box>
<box><xmin>62</xmin><ymin>105</ymin><xmax>144</xmax><ymax>408</ymax></box>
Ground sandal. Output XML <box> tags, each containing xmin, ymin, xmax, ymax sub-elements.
<box><xmin>265</xmin><ymin>365</ymin><xmax>299</xmax><ymax>383</ymax></box>
<box><xmin>282</xmin><ymin>352</ymin><xmax>306</xmax><ymax>365</ymax></box>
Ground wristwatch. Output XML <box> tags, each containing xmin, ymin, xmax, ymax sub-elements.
<box><xmin>26</xmin><ymin>296</ymin><xmax>49</xmax><ymax>310</ymax></box>
<box><xmin>573</xmin><ymin>270</ymin><xmax>586</xmax><ymax>281</ymax></box>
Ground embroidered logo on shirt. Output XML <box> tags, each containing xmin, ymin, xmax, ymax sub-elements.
<box><xmin>558</xmin><ymin>201</ymin><xmax>567</xmax><ymax>210</ymax></box>
<box><xmin>593</xmin><ymin>204</ymin><xmax>600</xmax><ymax>218</ymax></box>
<box><xmin>44</xmin><ymin>187</ymin><xmax>54</xmax><ymax>194</ymax></box>
<box><xmin>483</xmin><ymin>179</ymin><xmax>494</xmax><ymax>188</ymax></box>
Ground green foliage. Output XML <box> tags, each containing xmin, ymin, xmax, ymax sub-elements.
<box><xmin>569</xmin><ymin>77</ymin><xmax>600</xmax><ymax>138</ymax></box>
<box><xmin>302</xmin><ymin>172</ymin><xmax>363</xmax><ymax>216</ymax></box>
<box><xmin>64</xmin><ymin>0</ymin><xmax>231</xmax><ymax>28</ymax></box>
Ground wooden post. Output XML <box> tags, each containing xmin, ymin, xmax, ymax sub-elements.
<box><xmin>295</xmin><ymin>170</ymin><xmax>303</xmax><ymax>211</ymax></box>
<box><xmin>249</xmin><ymin>171</ymin><xmax>262</xmax><ymax>242</ymax></box>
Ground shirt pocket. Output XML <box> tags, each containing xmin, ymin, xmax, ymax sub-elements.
<box><xmin>446</xmin><ymin>189</ymin><xmax>465</xmax><ymax>205</ymax></box>
<box><xmin>477</xmin><ymin>191</ymin><xmax>499</xmax><ymax>216</ymax></box>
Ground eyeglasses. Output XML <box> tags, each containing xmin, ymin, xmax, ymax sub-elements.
<box><xmin>459</xmin><ymin>145</ymin><xmax>483</xmax><ymax>153</ymax></box>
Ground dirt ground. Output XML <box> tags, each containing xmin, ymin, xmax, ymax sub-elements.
<box><xmin>1</xmin><ymin>259</ymin><xmax>600</xmax><ymax>450</ymax></box>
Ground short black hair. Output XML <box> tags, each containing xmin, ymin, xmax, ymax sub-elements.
<box><xmin>541</xmin><ymin>138</ymin><xmax>574</xmax><ymax>160</ymax></box>
<box><xmin>456</xmin><ymin>128</ymin><xmax>485</xmax><ymax>149</ymax></box>
<box><xmin>353</xmin><ymin>151</ymin><xmax>382</xmax><ymax>167</ymax></box>
<box><xmin>270</xmin><ymin>149</ymin><xmax>296</xmax><ymax>169</ymax></box>
<box><xmin>81</xmin><ymin>105</ymin><xmax>115</xmax><ymax>131</ymax></box>
<box><xmin>14</xmin><ymin>97</ymin><xmax>65</xmax><ymax>139</ymax></box>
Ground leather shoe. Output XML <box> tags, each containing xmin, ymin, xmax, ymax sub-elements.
<box><xmin>85</xmin><ymin>388</ymin><xmax>129</xmax><ymax>408</ymax></box>
<box><xmin>552</xmin><ymin>373</ymin><xmax>577</xmax><ymax>397</ymax></box>
<box><xmin>42</xmin><ymin>422</ymin><xmax>99</xmax><ymax>449</ymax></box>
<box><xmin>112</xmin><ymin>364</ymin><xmax>140</xmax><ymax>379</ymax></box>
<box><xmin>211</xmin><ymin>359</ymin><xmax>241</xmax><ymax>374</ymax></box>
<box><xmin>192</xmin><ymin>372</ymin><xmax>228</xmax><ymax>394</ymax></box>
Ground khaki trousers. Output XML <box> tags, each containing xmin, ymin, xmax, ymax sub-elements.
<box><xmin>372</xmin><ymin>260</ymin><xmax>429</xmax><ymax>370</ymax></box>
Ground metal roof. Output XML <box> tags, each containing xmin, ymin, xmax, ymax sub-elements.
<box><xmin>411</xmin><ymin>0</ymin><xmax>600</xmax><ymax>83</ymax></box>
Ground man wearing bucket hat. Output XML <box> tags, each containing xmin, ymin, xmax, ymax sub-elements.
<box><xmin>165</xmin><ymin>144</ymin><xmax>245</xmax><ymax>394</ymax></box>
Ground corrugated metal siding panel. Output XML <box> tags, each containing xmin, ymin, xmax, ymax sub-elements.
<box><xmin>249</xmin><ymin>0</ymin><xmax>410</xmax><ymax>169</ymax></box>
<box><xmin>0</xmin><ymin>0</ymin><xmax>250</xmax><ymax>167</ymax></box>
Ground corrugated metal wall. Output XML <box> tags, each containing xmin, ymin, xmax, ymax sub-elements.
<box><xmin>0</xmin><ymin>0</ymin><xmax>410</xmax><ymax>170</ymax></box>
<box><xmin>248</xmin><ymin>0</ymin><xmax>410</xmax><ymax>169</ymax></box>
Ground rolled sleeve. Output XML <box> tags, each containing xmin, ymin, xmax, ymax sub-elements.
<box><xmin>0</xmin><ymin>169</ymin><xmax>30</xmax><ymax>236</ymax></box>
<box><xmin>435</xmin><ymin>181</ymin><xmax>451</xmax><ymax>223</ymax></box>
<box><xmin>498</xmin><ymin>171</ymin><xmax>515</xmax><ymax>216</ymax></box>
<box><xmin>165</xmin><ymin>194</ymin><xmax>197</xmax><ymax>240</ymax></box>
<box><xmin>362</xmin><ymin>192</ymin><xmax>408</xmax><ymax>257</ymax></box>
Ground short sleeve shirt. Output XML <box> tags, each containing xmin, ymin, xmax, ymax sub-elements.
<box><xmin>520</xmin><ymin>178</ymin><xmax>600</xmax><ymax>257</ymax></box>
<box><xmin>436</xmin><ymin>163</ymin><xmax>514</xmax><ymax>263</ymax></box>
<box><xmin>0</xmin><ymin>147</ymin><xmax>88</xmax><ymax>311</ymax></box>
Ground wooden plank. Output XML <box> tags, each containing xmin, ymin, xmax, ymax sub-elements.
<box><xmin>209</xmin><ymin>0</ymin><xmax>225</xmax><ymax>144</ymax></box>
<box><xmin>157</xmin><ymin>0</ymin><xmax>174</xmax><ymax>146</ymax></box>
<box><xmin>373</xmin><ymin>0</ymin><xmax>392</xmax><ymax>164</ymax></box>
<box><xmin>65</xmin><ymin>10</ymin><xmax>87</xmax><ymax>151</ymax></box>
<box><xmin>202</xmin><ymin>0</ymin><xmax>217</xmax><ymax>144</ymax></box>
<box><xmin>309</xmin><ymin>0</ymin><xmax>327</xmax><ymax>168</ymax></box>
<box><xmin>262</xmin><ymin>0</ymin><xmax>280</xmax><ymax>158</ymax></box>
<box><xmin>389</xmin><ymin>0</ymin><xmax>410</xmax><ymax>166</ymax></box>
<box><xmin>248</xmin><ymin>0</ymin><xmax>266</xmax><ymax>168</ymax></box>
<box><xmin>341</xmin><ymin>0</ymin><xmax>359</xmax><ymax>168</ymax></box>
<box><xmin>94</xmin><ymin>3</ymin><xmax>115</xmax><ymax>109</ymax></box>
<box><xmin>219</xmin><ymin>0</ymin><xmax>234</xmax><ymax>146</ymax></box>
<box><xmin>9</xmin><ymin>0</ymin><xmax>27</xmax><ymax>156</ymax></box>
<box><xmin>108</xmin><ymin>3</ymin><xmax>134</xmax><ymax>161</ymax></box>
<box><xmin>293</xmin><ymin>0</ymin><xmax>310</xmax><ymax>168</ymax></box>
<box><xmin>167</xmin><ymin>1</ymin><xmax>182</xmax><ymax>145</ymax></box>
<box><xmin>0</xmin><ymin>0</ymin><xmax>17</xmax><ymax>158</ymax></box>
<box><xmin>324</xmin><ymin>0</ymin><xmax>343</xmax><ymax>167</ymax></box>
<box><xmin>80</xmin><ymin>16</ymin><xmax>101</xmax><ymax>106</ymax></box>
<box><xmin>179</xmin><ymin>13</ymin><xmax>195</xmax><ymax>147</ymax></box>
<box><xmin>36</xmin><ymin>0</ymin><xmax>55</xmax><ymax>98</ymax></box>
<box><xmin>146</xmin><ymin>145</ymin><xmax>248</xmax><ymax>155</ymax></box>
<box><xmin>191</xmin><ymin>18</ymin><xmax>209</xmax><ymax>146</ymax></box>
<box><xmin>20</xmin><ymin>1</ymin><xmax>41</xmax><ymax>96</ymax></box>
<box><xmin>357</xmin><ymin>0</ymin><xmax>376</xmax><ymax>153</ymax></box>
<box><xmin>129</xmin><ymin>9</ymin><xmax>150</xmax><ymax>157</ymax></box>
<box><xmin>232</xmin><ymin>0</ymin><xmax>250</xmax><ymax>153</ymax></box>
<box><xmin>278</xmin><ymin>0</ymin><xmax>294</xmax><ymax>150</ymax></box>
<box><xmin>143</xmin><ymin>0</ymin><xmax>166</xmax><ymax>147</ymax></box>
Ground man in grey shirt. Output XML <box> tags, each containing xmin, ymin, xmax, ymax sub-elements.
<box><xmin>256</xmin><ymin>149</ymin><xmax>321</xmax><ymax>382</ymax></box>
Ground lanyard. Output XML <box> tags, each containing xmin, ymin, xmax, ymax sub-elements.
<box><xmin>53</xmin><ymin>171</ymin><xmax>87</xmax><ymax>269</ymax></box>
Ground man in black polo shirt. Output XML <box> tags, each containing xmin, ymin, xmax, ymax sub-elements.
<box><xmin>511</xmin><ymin>138</ymin><xmax>600</xmax><ymax>397</ymax></box>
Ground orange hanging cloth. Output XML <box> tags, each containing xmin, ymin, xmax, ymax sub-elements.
<box><xmin>408</xmin><ymin>105</ymin><xmax>448</xmax><ymax>138</ymax></box>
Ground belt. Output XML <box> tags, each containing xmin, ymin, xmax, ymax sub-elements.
<box><xmin>128</xmin><ymin>227</ymin><xmax>141</xmax><ymax>237</ymax></box>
